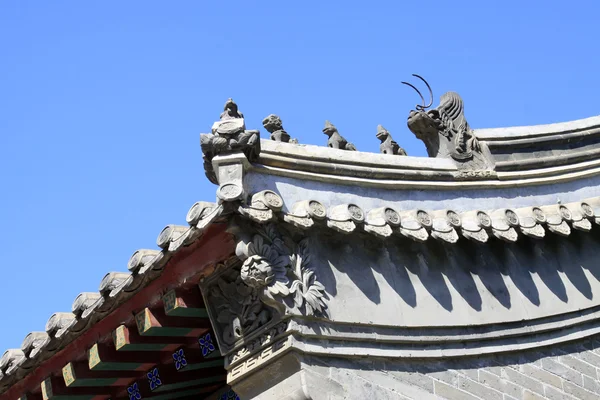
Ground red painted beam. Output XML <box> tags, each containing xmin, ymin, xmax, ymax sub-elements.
<box><xmin>17</xmin><ymin>392</ymin><xmax>43</xmax><ymax>400</ymax></box>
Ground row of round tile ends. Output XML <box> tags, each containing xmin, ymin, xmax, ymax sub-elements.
<box><xmin>237</xmin><ymin>190</ymin><xmax>600</xmax><ymax>243</ymax></box>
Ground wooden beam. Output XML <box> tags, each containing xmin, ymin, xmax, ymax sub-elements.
<box><xmin>117</xmin><ymin>365</ymin><xmax>225</xmax><ymax>399</ymax></box>
<box><xmin>169</xmin><ymin>347</ymin><xmax>224</xmax><ymax>372</ymax></box>
<box><xmin>209</xmin><ymin>387</ymin><xmax>240</xmax><ymax>400</ymax></box>
<box><xmin>18</xmin><ymin>393</ymin><xmax>43</xmax><ymax>400</ymax></box>
<box><xmin>88</xmin><ymin>343</ymin><xmax>157</xmax><ymax>372</ymax></box>
<box><xmin>40</xmin><ymin>376</ymin><xmax>113</xmax><ymax>400</ymax></box>
<box><xmin>145</xmin><ymin>383</ymin><xmax>224</xmax><ymax>400</ymax></box>
<box><xmin>113</xmin><ymin>325</ymin><xmax>196</xmax><ymax>352</ymax></box>
<box><xmin>62</xmin><ymin>362</ymin><xmax>138</xmax><ymax>388</ymax></box>
<box><xmin>134</xmin><ymin>308</ymin><xmax>209</xmax><ymax>337</ymax></box>
<box><xmin>149</xmin><ymin>365</ymin><xmax>226</xmax><ymax>394</ymax></box>
<box><xmin>162</xmin><ymin>289</ymin><xmax>208</xmax><ymax>318</ymax></box>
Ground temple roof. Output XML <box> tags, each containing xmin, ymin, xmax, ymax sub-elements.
<box><xmin>4</xmin><ymin>94</ymin><xmax>600</xmax><ymax>398</ymax></box>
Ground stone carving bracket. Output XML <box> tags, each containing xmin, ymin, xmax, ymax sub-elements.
<box><xmin>201</xmin><ymin>222</ymin><xmax>327</xmax><ymax>355</ymax></box>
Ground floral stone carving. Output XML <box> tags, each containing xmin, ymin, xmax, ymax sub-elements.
<box><xmin>200</xmin><ymin>99</ymin><xmax>261</xmax><ymax>184</ymax></box>
<box><xmin>237</xmin><ymin>224</ymin><xmax>327</xmax><ymax>316</ymax></box>
<box><xmin>203</xmin><ymin>223</ymin><xmax>327</xmax><ymax>353</ymax></box>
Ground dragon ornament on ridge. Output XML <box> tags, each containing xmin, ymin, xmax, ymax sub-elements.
<box><xmin>403</xmin><ymin>74</ymin><xmax>491</xmax><ymax>170</ymax></box>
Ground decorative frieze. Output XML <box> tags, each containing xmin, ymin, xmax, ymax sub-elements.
<box><xmin>227</xmin><ymin>335</ymin><xmax>292</xmax><ymax>383</ymax></box>
<box><xmin>226</xmin><ymin>320</ymin><xmax>289</xmax><ymax>365</ymax></box>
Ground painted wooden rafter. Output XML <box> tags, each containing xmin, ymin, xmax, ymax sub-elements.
<box><xmin>134</xmin><ymin>307</ymin><xmax>210</xmax><ymax>337</ymax></box>
<box><xmin>112</xmin><ymin>325</ymin><xmax>195</xmax><ymax>353</ymax></box>
<box><xmin>88</xmin><ymin>343</ymin><xmax>157</xmax><ymax>372</ymax></box>
<box><xmin>162</xmin><ymin>289</ymin><xmax>209</xmax><ymax>318</ymax></box>
<box><xmin>40</xmin><ymin>376</ymin><xmax>112</xmax><ymax>400</ymax></box>
<box><xmin>61</xmin><ymin>361</ymin><xmax>138</xmax><ymax>388</ymax></box>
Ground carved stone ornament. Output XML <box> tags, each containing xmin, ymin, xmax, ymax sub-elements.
<box><xmin>226</xmin><ymin>320</ymin><xmax>289</xmax><ymax>365</ymax></box>
<box><xmin>236</xmin><ymin>223</ymin><xmax>327</xmax><ymax>316</ymax></box>
<box><xmin>403</xmin><ymin>75</ymin><xmax>491</xmax><ymax>170</ymax></box>
<box><xmin>376</xmin><ymin>125</ymin><xmax>407</xmax><ymax>156</ymax></box>
<box><xmin>200</xmin><ymin>99</ymin><xmax>261</xmax><ymax>184</ymax></box>
<box><xmin>322</xmin><ymin>120</ymin><xmax>356</xmax><ymax>151</ymax></box>
<box><xmin>239</xmin><ymin>190</ymin><xmax>284</xmax><ymax>223</ymax></box>
<box><xmin>262</xmin><ymin>114</ymin><xmax>292</xmax><ymax>143</ymax></box>
<box><xmin>581</xmin><ymin>202</ymin><xmax>595</xmax><ymax>218</ymax></box>
<box><xmin>203</xmin><ymin>266</ymin><xmax>273</xmax><ymax>351</ymax></box>
<box><xmin>202</xmin><ymin>223</ymin><xmax>326</xmax><ymax>354</ymax></box>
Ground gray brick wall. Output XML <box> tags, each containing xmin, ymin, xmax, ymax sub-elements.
<box><xmin>381</xmin><ymin>336</ymin><xmax>600</xmax><ymax>399</ymax></box>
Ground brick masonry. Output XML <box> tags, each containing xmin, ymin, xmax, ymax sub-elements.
<box><xmin>385</xmin><ymin>336</ymin><xmax>600</xmax><ymax>399</ymax></box>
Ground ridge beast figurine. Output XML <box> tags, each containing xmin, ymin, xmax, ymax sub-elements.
<box><xmin>262</xmin><ymin>114</ymin><xmax>297</xmax><ymax>143</ymax></box>
<box><xmin>403</xmin><ymin>74</ymin><xmax>490</xmax><ymax>169</ymax></box>
<box><xmin>200</xmin><ymin>98</ymin><xmax>261</xmax><ymax>184</ymax></box>
<box><xmin>376</xmin><ymin>125</ymin><xmax>407</xmax><ymax>156</ymax></box>
<box><xmin>322</xmin><ymin>120</ymin><xmax>356</xmax><ymax>151</ymax></box>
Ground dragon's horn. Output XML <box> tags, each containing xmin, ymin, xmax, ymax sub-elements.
<box><xmin>412</xmin><ymin>74</ymin><xmax>433</xmax><ymax>109</ymax></box>
<box><xmin>401</xmin><ymin>81</ymin><xmax>426</xmax><ymax>110</ymax></box>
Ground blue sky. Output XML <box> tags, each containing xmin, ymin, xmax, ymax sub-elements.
<box><xmin>1</xmin><ymin>1</ymin><xmax>600</xmax><ymax>350</ymax></box>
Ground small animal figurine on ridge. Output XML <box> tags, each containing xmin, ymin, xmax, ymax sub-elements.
<box><xmin>262</xmin><ymin>114</ymin><xmax>291</xmax><ymax>143</ymax></box>
<box><xmin>376</xmin><ymin>125</ymin><xmax>407</xmax><ymax>156</ymax></box>
<box><xmin>322</xmin><ymin>121</ymin><xmax>356</xmax><ymax>151</ymax></box>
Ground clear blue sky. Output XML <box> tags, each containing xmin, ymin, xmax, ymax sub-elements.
<box><xmin>1</xmin><ymin>1</ymin><xmax>599</xmax><ymax>350</ymax></box>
